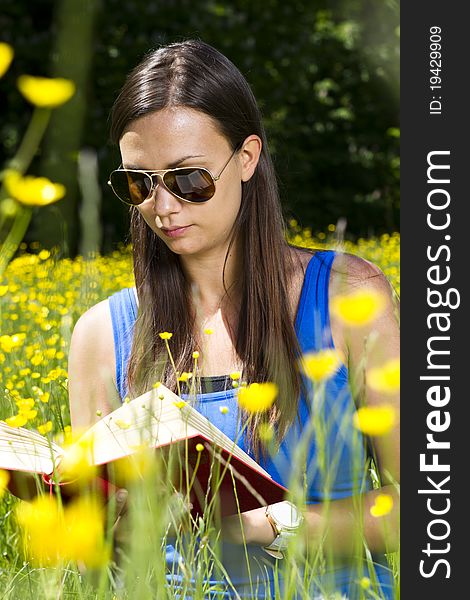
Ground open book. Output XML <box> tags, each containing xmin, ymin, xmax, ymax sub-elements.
<box><xmin>0</xmin><ymin>384</ymin><xmax>287</xmax><ymax>517</ymax></box>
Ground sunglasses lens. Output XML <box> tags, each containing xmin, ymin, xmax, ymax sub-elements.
<box><xmin>110</xmin><ymin>171</ymin><xmax>153</xmax><ymax>205</ymax></box>
<box><xmin>164</xmin><ymin>168</ymin><xmax>215</xmax><ymax>203</ymax></box>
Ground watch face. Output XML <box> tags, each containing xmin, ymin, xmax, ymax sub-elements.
<box><xmin>270</xmin><ymin>501</ymin><xmax>302</xmax><ymax>528</ymax></box>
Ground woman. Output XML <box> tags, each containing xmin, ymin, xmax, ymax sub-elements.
<box><xmin>68</xmin><ymin>39</ymin><xmax>399</xmax><ymax>599</ymax></box>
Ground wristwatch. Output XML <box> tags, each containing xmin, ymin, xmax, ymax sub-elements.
<box><xmin>262</xmin><ymin>501</ymin><xmax>304</xmax><ymax>559</ymax></box>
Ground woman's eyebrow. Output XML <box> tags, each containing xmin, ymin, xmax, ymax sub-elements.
<box><xmin>123</xmin><ymin>155</ymin><xmax>206</xmax><ymax>170</ymax></box>
<box><xmin>168</xmin><ymin>154</ymin><xmax>205</xmax><ymax>168</ymax></box>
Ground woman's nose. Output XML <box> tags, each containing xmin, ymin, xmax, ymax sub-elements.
<box><xmin>150</xmin><ymin>177</ymin><xmax>182</xmax><ymax>215</ymax></box>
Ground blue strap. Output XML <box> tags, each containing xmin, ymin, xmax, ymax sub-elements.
<box><xmin>108</xmin><ymin>287</ymin><xmax>137</xmax><ymax>400</ymax></box>
<box><xmin>295</xmin><ymin>250</ymin><xmax>336</xmax><ymax>353</ymax></box>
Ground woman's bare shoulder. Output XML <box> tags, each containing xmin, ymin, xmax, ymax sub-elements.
<box><xmin>68</xmin><ymin>299</ymin><xmax>118</xmax><ymax>427</ymax></box>
<box><xmin>70</xmin><ymin>299</ymin><xmax>116</xmax><ymax>373</ymax></box>
<box><xmin>329</xmin><ymin>251</ymin><xmax>397</xmax><ymax>299</ymax></box>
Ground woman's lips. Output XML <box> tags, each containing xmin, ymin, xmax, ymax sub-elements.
<box><xmin>161</xmin><ymin>225</ymin><xmax>192</xmax><ymax>238</ymax></box>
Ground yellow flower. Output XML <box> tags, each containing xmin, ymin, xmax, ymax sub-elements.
<box><xmin>0</xmin><ymin>469</ymin><xmax>10</xmax><ymax>498</ymax></box>
<box><xmin>4</xmin><ymin>170</ymin><xmax>66</xmax><ymax>206</ymax></box>
<box><xmin>17</xmin><ymin>75</ymin><xmax>75</xmax><ymax>108</ymax></box>
<box><xmin>58</xmin><ymin>435</ymin><xmax>97</xmax><ymax>483</ymax></box>
<box><xmin>330</xmin><ymin>289</ymin><xmax>386</xmax><ymax>327</ymax></box>
<box><xmin>359</xmin><ymin>577</ymin><xmax>371</xmax><ymax>590</ymax></box>
<box><xmin>16</xmin><ymin>397</ymin><xmax>35</xmax><ymax>411</ymax></box>
<box><xmin>159</xmin><ymin>331</ymin><xmax>173</xmax><ymax>340</ymax></box>
<box><xmin>192</xmin><ymin>351</ymin><xmax>200</xmax><ymax>359</ymax></box>
<box><xmin>114</xmin><ymin>419</ymin><xmax>131</xmax><ymax>430</ymax></box>
<box><xmin>230</xmin><ymin>371</ymin><xmax>241</xmax><ymax>381</ymax></box>
<box><xmin>5</xmin><ymin>414</ymin><xmax>27</xmax><ymax>428</ymax></box>
<box><xmin>195</xmin><ymin>443</ymin><xmax>204</xmax><ymax>452</ymax></box>
<box><xmin>61</xmin><ymin>497</ymin><xmax>108</xmax><ymax>567</ymax></box>
<box><xmin>173</xmin><ymin>401</ymin><xmax>187</xmax><ymax>409</ymax></box>
<box><xmin>237</xmin><ymin>382</ymin><xmax>278</xmax><ymax>413</ymax></box>
<box><xmin>367</xmin><ymin>358</ymin><xmax>400</xmax><ymax>394</ymax></box>
<box><xmin>16</xmin><ymin>495</ymin><xmax>108</xmax><ymax>567</ymax></box>
<box><xmin>204</xmin><ymin>328</ymin><xmax>214</xmax><ymax>335</ymax></box>
<box><xmin>219</xmin><ymin>406</ymin><xmax>229</xmax><ymax>415</ymax></box>
<box><xmin>0</xmin><ymin>333</ymin><xmax>25</xmax><ymax>352</ymax></box>
<box><xmin>353</xmin><ymin>405</ymin><xmax>396</xmax><ymax>436</ymax></box>
<box><xmin>38</xmin><ymin>421</ymin><xmax>53</xmax><ymax>435</ymax></box>
<box><xmin>152</xmin><ymin>381</ymin><xmax>161</xmax><ymax>388</ymax></box>
<box><xmin>23</xmin><ymin>409</ymin><xmax>37</xmax><ymax>421</ymax></box>
<box><xmin>301</xmin><ymin>349</ymin><xmax>342</xmax><ymax>382</ymax></box>
<box><xmin>112</xmin><ymin>448</ymin><xmax>156</xmax><ymax>483</ymax></box>
<box><xmin>0</xmin><ymin>42</ymin><xmax>14</xmax><ymax>78</ymax></box>
<box><xmin>178</xmin><ymin>372</ymin><xmax>192</xmax><ymax>383</ymax></box>
<box><xmin>370</xmin><ymin>493</ymin><xmax>394</xmax><ymax>517</ymax></box>
<box><xmin>16</xmin><ymin>496</ymin><xmax>62</xmax><ymax>565</ymax></box>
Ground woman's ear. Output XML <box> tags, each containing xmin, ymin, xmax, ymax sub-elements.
<box><xmin>239</xmin><ymin>135</ymin><xmax>262</xmax><ymax>182</ymax></box>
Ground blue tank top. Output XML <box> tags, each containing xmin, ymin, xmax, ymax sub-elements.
<box><xmin>108</xmin><ymin>250</ymin><xmax>395</xmax><ymax>599</ymax></box>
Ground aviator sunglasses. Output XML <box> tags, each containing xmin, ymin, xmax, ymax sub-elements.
<box><xmin>108</xmin><ymin>142</ymin><xmax>242</xmax><ymax>206</ymax></box>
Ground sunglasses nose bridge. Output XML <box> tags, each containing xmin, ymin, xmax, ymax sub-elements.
<box><xmin>147</xmin><ymin>172</ymin><xmax>164</xmax><ymax>201</ymax></box>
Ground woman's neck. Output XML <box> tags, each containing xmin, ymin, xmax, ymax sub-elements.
<box><xmin>179</xmin><ymin>244</ymin><xmax>243</xmax><ymax>318</ymax></box>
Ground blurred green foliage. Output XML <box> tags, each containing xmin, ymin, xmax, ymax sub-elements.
<box><xmin>0</xmin><ymin>0</ymin><xmax>399</xmax><ymax>255</ymax></box>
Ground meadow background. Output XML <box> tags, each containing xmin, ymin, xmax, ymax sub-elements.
<box><xmin>0</xmin><ymin>0</ymin><xmax>399</xmax><ymax>597</ymax></box>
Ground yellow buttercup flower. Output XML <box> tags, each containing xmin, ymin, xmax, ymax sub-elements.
<box><xmin>38</xmin><ymin>421</ymin><xmax>53</xmax><ymax>435</ymax></box>
<box><xmin>230</xmin><ymin>371</ymin><xmax>241</xmax><ymax>381</ymax></box>
<box><xmin>112</xmin><ymin>447</ymin><xmax>156</xmax><ymax>483</ymax></box>
<box><xmin>237</xmin><ymin>382</ymin><xmax>278</xmax><ymax>413</ymax></box>
<box><xmin>58</xmin><ymin>435</ymin><xmax>97</xmax><ymax>483</ymax></box>
<box><xmin>159</xmin><ymin>331</ymin><xmax>173</xmax><ymax>340</ymax></box>
<box><xmin>0</xmin><ymin>469</ymin><xmax>10</xmax><ymax>498</ymax></box>
<box><xmin>301</xmin><ymin>349</ymin><xmax>342</xmax><ymax>382</ymax></box>
<box><xmin>61</xmin><ymin>497</ymin><xmax>109</xmax><ymax>567</ymax></box>
<box><xmin>331</xmin><ymin>289</ymin><xmax>386</xmax><ymax>327</ymax></box>
<box><xmin>178</xmin><ymin>372</ymin><xmax>192</xmax><ymax>383</ymax></box>
<box><xmin>4</xmin><ymin>170</ymin><xmax>65</xmax><ymax>206</ymax></box>
<box><xmin>203</xmin><ymin>328</ymin><xmax>214</xmax><ymax>335</ymax></box>
<box><xmin>367</xmin><ymin>358</ymin><xmax>400</xmax><ymax>394</ymax></box>
<box><xmin>5</xmin><ymin>414</ymin><xmax>27</xmax><ymax>428</ymax></box>
<box><xmin>17</xmin><ymin>75</ymin><xmax>75</xmax><ymax>108</ymax></box>
<box><xmin>0</xmin><ymin>42</ymin><xmax>14</xmax><ymax>78</ymax></box>
<box><xmin>370</xmin><ymin>493</ymin><xmax>394</xmax><ymax>517</ymax></box>
<box><xmin>16</xmin><ymin>495</ymin><xmax>108</xmax><ymax>567</ymax></box>
<box><xmin>353</xmin><ymin>405</ymin><xmax>396</xmax><ymax>436</ymax></box>
<box><xmin>192</xmin><ymin>351</ymin><xmax>200</xmax><ymax>359</ymax></box>
<box><xmin>16</xmin><ymin>496</ymin><xmax>62</xmax><ymax>565</ymax></box>
<box><xmin>359</xmin><ymin>577</ymin><xmax>371</xmax><ymax>590</ymax></box>
<box><xmin>195</xmin><ymin>443</ymin><xmax>204</xmax><ymax>452</ymax></box>
<box><xmin>173</xmin><ymin>401</ymin><xmax>187</xmax><ymax>409</ymax></box>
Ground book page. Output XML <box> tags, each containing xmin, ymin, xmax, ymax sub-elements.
<box><xmin>77</xmin><ymin>386</ymin><xmax>272</xmax><ymax>478</ymax></box>
<box><xmin>0</xmin><ymin>421</ymin><xmax>61</xmax><ymax>474</ymax></box>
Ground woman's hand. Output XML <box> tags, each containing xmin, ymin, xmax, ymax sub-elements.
<box><xmin>220</xmin><ymin>506</ymin><xmax>277</xmax><ymax>546</ymax></box>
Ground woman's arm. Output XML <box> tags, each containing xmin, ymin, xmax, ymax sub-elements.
<box><xmin>222</xmin><ymin>253</ymin><xmax>400</xmax><ymax>556</ymax></box>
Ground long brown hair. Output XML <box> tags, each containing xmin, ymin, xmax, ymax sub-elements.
<box><xmin>110</xmin><ymin>39</ymin><xmax>309</xmax><ymax>459</ymax></box>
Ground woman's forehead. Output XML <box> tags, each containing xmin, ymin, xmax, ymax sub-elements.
<box><xmin>120</xmin><ymin>107</ymin><xmax>226</xmax><ymax>166</ymax></box>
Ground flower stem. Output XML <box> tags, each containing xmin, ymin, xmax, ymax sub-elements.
<box><xmin>0</xmin><ymin>205</ymin><xmax>32</xmax><ymax>277</ymax></box>
<box><xmin>8</xmin><ymin>107</ymin><xmax>52</xmax><ymax>174</ymax></box>
<box><xmin>164</xmin><ymin>339</ymin><xmax>181</xmax><ymax>397</ymax></box>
